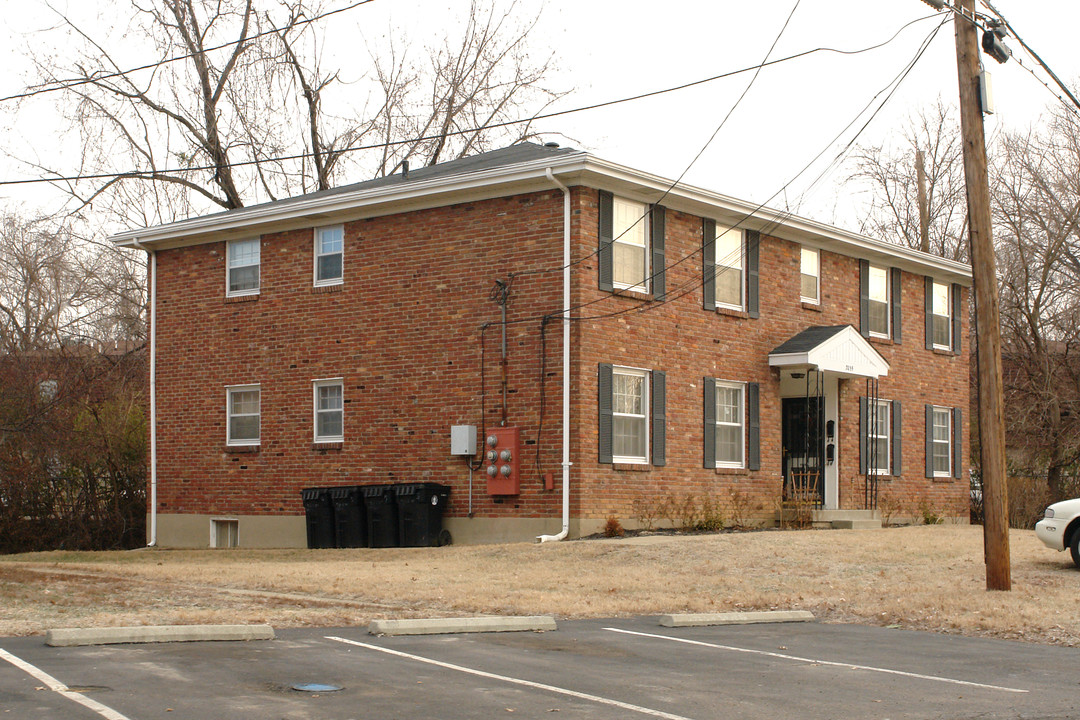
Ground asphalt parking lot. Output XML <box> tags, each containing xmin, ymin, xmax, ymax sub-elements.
<box><xmin>2</xmin><ymin>618</ymin><xmax>1079</xmax><ymax>719</ymax></box>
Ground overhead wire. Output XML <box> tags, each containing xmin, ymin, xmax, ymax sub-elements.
<box><xmin>0</xmin><ymin>0</ymin><xmax>378</xmax><ymax>104</ymax></box>
<box><xmin>0</xmin><ymin>12</ymin><xmax>945</xmax><ymax>187</ymax></box>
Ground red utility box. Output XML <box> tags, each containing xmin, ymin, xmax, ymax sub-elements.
<box><xmin>484</xmin><ymin>426</ymin><xmax>520</xmax><ymax>496</ymax></box>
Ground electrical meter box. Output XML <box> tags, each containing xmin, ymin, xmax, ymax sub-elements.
<box><xmin>483</xmin><ymin>426</ymin><xmax>520</xmax><ymax>496</ymax></box>
<box><xmin>450</xmin><ymin>425</ymin><xmax>477</xmax><ymax>456</ymax></box>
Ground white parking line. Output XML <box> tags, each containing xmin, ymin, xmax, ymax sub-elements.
<box><xmin>603</xmin><ymin>627</ymin><xmax>1028</xmax><ymax>694</ymax></box>
<box><xmin>0</xmin><ymin>648</ymin><xmax>132</xmax><ymax>720</ymax></box>
<box><xmin>326</xmin><ymin>635</ymin><xmax>697</xmax><ymax>720</ymax></box>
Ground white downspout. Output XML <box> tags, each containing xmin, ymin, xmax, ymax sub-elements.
<box><xmin>539</xmin><ymin>169</ymin><xmax>571</xmax><ymax>543</ymax></box>
<box><xmin>130</xmin><ymin>239</ymin><xmax>158</xmax><ymax>547</ymax></box>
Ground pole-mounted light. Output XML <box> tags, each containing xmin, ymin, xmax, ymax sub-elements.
<box><xmin>920</xmin><ymin>0</ymin><xmax>946</xmax><ymax>9</ymax></box>
<box><xmin>981</xmin><ymin>20</ymin><xmax>1012</xmax><ymax>64</ymax></box>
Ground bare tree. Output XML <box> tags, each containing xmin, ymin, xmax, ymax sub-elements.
<box><xmin>847</xmin><ymin>99</ymin><xmax>969</xmax><ymax>261</ymax></box>
<box><xmin>12</xmin><ymin>0</ymin><xmax>565</xmax><ymax>225</ymax></box>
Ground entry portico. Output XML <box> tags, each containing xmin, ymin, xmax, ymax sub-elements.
<box><xmin>769</xmin><ymin>325</ymin><xmax>889</xmax><ymax>510</ymax></box>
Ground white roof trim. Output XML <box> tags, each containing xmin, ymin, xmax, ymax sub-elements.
<box><xmin>769</xmin><ymin>326</ymin><xmax>890</xmax><ymax>379</ymax></box>
<box><xmin>109</xmin><ymin>148</ymin><xmax>971</xmax><ymax>283</ymax></box>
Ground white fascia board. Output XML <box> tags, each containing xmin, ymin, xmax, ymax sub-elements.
<box><xmin>768</xmin><ymin>352</ymin><xmax>812</xmax><ymax>367</ymax></box>
<box><xmin>109</xmin><ymin>152</ymin><xmax>591</xmax><ymax>249</ymax></box>
<box><xmin>578</xmin><ymin>157</ymin><xmax>972</xmax><ymax>286</ymax></box>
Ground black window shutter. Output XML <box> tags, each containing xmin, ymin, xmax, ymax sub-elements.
<box><xmin>925</xmin><ymin>404</ymin><xmax>934</xmax><ymax>478</ymax></box>
<box><xmin>858</xmin><ymin>396</ymin><xmax>868</xmax><ymax>474</ymax></box>
<box><xmin>702</xmin><ymin>220</ymin><xmax>716</xmax><ymax>311</ymax></box>
<box><xmin>859</xmin><ymin>260</ymin><xmax>870</xmax><ymax>337</ymax></box>
<box><xmin>598</xmin><ymin>363</ymin><xmax>613</xmax><ymax>463</ymax></box>
<box><xmin>652</xmin><ymin>370</ymin><xmax>666</xmax><ymax>467</ymax></box>
<box><xmin>747</xmin><ymin>230</ymin><xmax>760</xmax><ymax>318</ymax></box>
<box><xmin>703</xmin><ymin>377</ymin><xmax>716</xmax><ymax>468</ymax></box>
<box><xmin>952</xmin><ymin>406</ymin><xmax>963</xmax><ymax>479</ymax></box>
<box><xmin>651</xmin><ymin>205</ymin><xmax>666</xmax><ymax>300</ymax></box>
<box><xmin>951</xmin><ymin>283</ymin><xmax>963</xmax><ymax>354</ymax></box>
<box><xmin>924</xmin><ymin>276</ymin><xmax>934</xmax><ymax>351</ymax></box>
<box><xmin>891</xmin><ymin>400</ymin><xmax>902</xmax><ymax>476</ymax></box>
<box><xmin>890</xmin><ymin>267</ymin><xmax>902</xmax><ymax>343</ymax></box>
<box><xmin>747</xmin><ymin>382</ymin><xmax>760</xmax><ymax>471</ymax></box>
<box><xmin>598</xmin><ymin>191</ymin><xmax>614</xmax><ymax>292</ymax></box>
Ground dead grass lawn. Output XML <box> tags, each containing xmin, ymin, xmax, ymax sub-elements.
<box><xmin>1</xmin><ymin>525</ymin><xmax>1077</xmax><ymax>646</ymax></box>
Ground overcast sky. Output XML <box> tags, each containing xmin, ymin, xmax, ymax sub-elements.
<box><xmin>2</xmin><ymin>0</ymin><xmax>1078</xmax><ymax>233</ymax></box>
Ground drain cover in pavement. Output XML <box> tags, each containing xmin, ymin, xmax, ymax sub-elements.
<box><xmin>291</xmin><ymin>683</ymin><xmax>342</xmax><ymax>693</ymax></box>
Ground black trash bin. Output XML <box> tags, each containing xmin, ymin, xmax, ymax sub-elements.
<box><xmin>301</xmin><ymin>487</ymin><xmax>336</xmax><ymax>549</ymax></box>
<box><xmin>329</xmin><ymin>486</ymin><xmax>366</xmax><ymax>548</ymax></box>
<box><xmin>362</xmin><ymin>485</ymin><xmax>399</xmax><ymax>548</ymax></box>
<box><xmin>394</xmin><ymin>483</ymin><xmax>451</xmax><ymax>547</ymax></box>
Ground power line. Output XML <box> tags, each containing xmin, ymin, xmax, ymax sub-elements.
<box><xmin>0</xmin><ymin>0</ymin><xmax>377</xmax><ymax>104</ymax></box>
<box><xmin>0</xmin><ymin>13</ymin><xmax>943</xmax><ymax>188</ymax></box>
<box><xmin>495</xmin><ymin>14</ymin><xmax>951</xmax><ymax>328</ymax></box>
<box><xmin>979</xmin><ymin>0</ymin><xmax>1080</xmax><ymax>115</ymax></box>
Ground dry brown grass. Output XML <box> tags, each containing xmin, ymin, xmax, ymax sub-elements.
<box><xmin>2</xmin><ymin>526</ymin><xmax>1078</xmax><ymax>646</ymax></box>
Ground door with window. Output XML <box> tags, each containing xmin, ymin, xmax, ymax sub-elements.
<box><xmin>782</xmin><ymin>397</ymin><xmax>825</xmax><ymax>506</ymax></box>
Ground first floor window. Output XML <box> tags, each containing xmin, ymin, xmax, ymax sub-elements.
<box><xmin>801</xmin><ymin>246</ymin><xmax>820</xmax><ymax>303</ymax></box>
<box><xmin>612</xmin><ymin>196</ymin><xmax>649</xmax><ymax>291</ymax></box>
<box><xmin>612</xmin><ymin>367</ymin><xmax>648</xmax><ymax>462</ymax></box>
<box><xmin>315</xmin><ymin>225</ymin><xmax>343</xmax><ymax>285</ymax></box>
<box><xmin>715</xmin><ymin>226</ymin><xmax>743</xmax><ymax>308</ymax></box>
<box><xmin>314</xmin><ymin>379</ymin><xmax>344</xmax><ymax>442</ymax></box>
<box><xmin>867</xmin><ymin>264</ymin><xmax>889</xmax><ymax>337</ymax></box>
<box><xmin>227</xmin><ymin>385</ymin><xmax>260</xmax><ymax>445</ymax></box>
<box><xmin>715</xmin><ymin>382</ymin><xmax>745</xmax><ymax>467</ymax></box>
<box><xmin>227</xmin><ymin>238</ymin><xmax>260</xmax><ymax>296</ymax></box>
<box><xmin>931</xmin><ymin>406</ymin><xmax>951</xmax><ymax>476</ymax></box>
<box><xmin>869</xmin><ymin>400</ymin><xmax>891</xmax><ymax>474</ymax></box>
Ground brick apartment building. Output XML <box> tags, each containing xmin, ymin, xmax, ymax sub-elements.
<box><xmin>110</xmin><ymin>142</ymin><xmax>971</xmax><ymax>547</ymax></box>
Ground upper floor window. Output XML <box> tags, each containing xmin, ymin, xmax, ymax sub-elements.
<box><xmin>931</xmin><ymin>282</ymin><xmax>951</xmax><ymax>349</ymax></box>
<box><xmin>612</xmin><ymin>197</ymin><xmax>649</xmax><ymax>292</ymax></box>
<box><xmin>227</xmin><ymin>384</ymin><xmax>261</xmax><ymax>445</ymax></box>
<box><xmin>314</xmin><ymin>225</ymin><xmax>344</xmax><ymax>286</ymax></box>
<box><xmin>715</xmin><ymin>226</ymin><xmax>744</xmax><ymax>309</ymax></box>
<box><xmin>800</xmin><ymin>247</ymin><xmax>820</xmax><ymax>304</ymax></box>
<box><xmin>313</xmin><ymin>379</ymin><xmax>344</xmax><ymax>443</ymax></box>
<box><xmin>227</xmin><ymin>239</ymin><xmax>260</xmax><ymax>296</ymax></box>
<box><xmin>867</xmin><ymin>264</ymin><xmax>889</xmax><ymax>337</ymax></box>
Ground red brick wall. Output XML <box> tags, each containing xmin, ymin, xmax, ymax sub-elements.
<box><xmin>153</xmin><ymin>185</ymin><xmax>969</xmax><ymax>529</ymax></box>
<box><xmin>568</xmin><ymin>188</ymin><xmax>969</xmax><ymax>522</ymax></box>
<box><xmin>154</xmin><ymin>191</ymin><xmax>566</xmax><ymax>520</ymax></box>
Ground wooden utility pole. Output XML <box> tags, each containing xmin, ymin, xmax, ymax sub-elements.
<box><xmin>952</xmin><ymin>0</ymin><xmax>1011</xmax><ymax>590</ymax></box>
<box><xmin>916</xmin><ymin>149</ymin><xmax>930</xmax><ymax>252</ymax></box>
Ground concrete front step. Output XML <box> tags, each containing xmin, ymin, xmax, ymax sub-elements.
<box><xmin>829</xmin><ymin>518</ymin><xmax>882</xmax><ymax>530</ymax></box>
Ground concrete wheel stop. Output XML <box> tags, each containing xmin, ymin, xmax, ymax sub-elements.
<box><xmin>658</xmin><ymin>611</ymin><xmax>815</xmax><ymax>627</ymax></box>
<box><xmin>45</xmin><ymin>624</ymin><xmax>276</xmax><ymax>647</ymax></box>
<box><xmin>368</xmin><ymin>616</ymin><xmax>557</xmax><ymax>636</ymax></box>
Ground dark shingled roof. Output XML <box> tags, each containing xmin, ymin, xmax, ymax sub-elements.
<box><xmin>769</xmin><ymin>325</ymin><xmax>851</xmax><ymax>355</ymax></box>
<box><xmin>234</xmin><ymin>141</ymin><xmax>581</xmax><ymax>215</ymax></box>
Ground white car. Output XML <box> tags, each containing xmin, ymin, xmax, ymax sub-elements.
<box><xmin>1035</xmin><ymin>498</ymin><xmax>1080</xmax><ymax>567</ymax></box>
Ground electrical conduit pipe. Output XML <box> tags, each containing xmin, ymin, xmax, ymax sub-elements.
<box><xmin>538</xmin><ymin>169</ymin><xmax>571</xmax><ymax>542</ymax></box>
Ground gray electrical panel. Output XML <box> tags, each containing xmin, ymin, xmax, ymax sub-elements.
<box><xmin>450</xmin><ymin>425</ymin><xmax>477</xmax><ymax>456</ymax></box>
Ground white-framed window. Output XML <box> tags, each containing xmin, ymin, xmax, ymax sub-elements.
<box><xmin>869</xmin><ymin>399</ymin><xmax>891</xmax><ymax>474</ymax></box>
<box><xmin>612</xmin><ymin>197</ymin><xmax>649</xmax><ymax>292</ymax></box>
<box><xmin>226</xmin><ymin>384</ymin><xmax>261</xmax><ymax>445</ymax></box>
<box><xmin>800</xmin><ymin>246</ymin><xmax>820</xmax><ymax>304</ymax></box>
<box><xmin>314</xmin><ymin>225</ymin><xmax>344</xmax><ymax>286</ymax></box>
<box><xmin>715</xmin><ymin>226</ymin><xmax>744</xmax><ymax>309</ymax></box>
<box><xmin>227</xmin><ymin>239</ymin><xmax>260</xmax><ymax>296</ymax></box>
<box><xmin>612</xmin><ymin>366</ymin><xmax>649</xmax><ymax>463</ymax></box>
<box><xmin>867</xmin><ymin>264</ymin><xmax>890</xmax><ymax>337</ymax></box>
<box><xmin>932</xmin><ymin>406</ymin><xmax>952</xmax><ymax>476</ymax></box>
<box><xmin>931</xmin><ymin>281</ymin><xmax>951</xmax><ymax>349</ymax></box>
<box><xmin>714</xmin><ymin>381</ymin><xmax>745</xmax><ymax>468</ymax></box>
<box><xmin>313</xmin><ymin>378</ymin><xmax>344</xmax><ymax>443</ymax></box>
<box><xmin>211</xmin><ymin>518</ymin><xmax>239</xmax><ymax>548</ymax></box>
